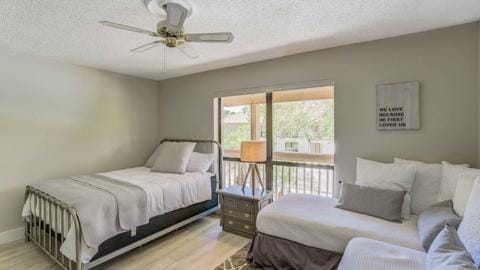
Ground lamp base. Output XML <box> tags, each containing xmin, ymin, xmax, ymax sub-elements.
<box><xmin>241</xmin><ymin>163</ymin><xmax>265</xmax><ymax>195</ymax></box>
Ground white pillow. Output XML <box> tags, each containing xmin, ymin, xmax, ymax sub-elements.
<box><xmin>356</xmin><ymin>157</ymin><xmax>416</xmax><ymax>219</ymax></box>
<box><xmin>394</xmin><ymin>158</ymin><xmax>442</xmax><ymax>215</ymax></box>
<box><xmin>145</xmin><ymin>143</ymin><xmax>162</xmax><ymax>168</ymax></box>
<box><xmin>150</xmin><ymin>142</ymin><xmax>197</xmax><ymax>174</ymax></box>
<box><xmin>187</xmin><ymin>152</ymin><xmax>216</xmax><ymax>173</ymax></box>
<box><xmin>438</xmin><ymin>161</ymin><xmax>473</xmax><ymax>202</ymax></box>
<box><xmin>453</xmin><ymin>175</ymin><xmax>478</xmax><ymax>217</ymax></box>
<box><xmin>458</xmin><ymin>178</ymin><xmax>480</xmax><ymax>267</ymax></box>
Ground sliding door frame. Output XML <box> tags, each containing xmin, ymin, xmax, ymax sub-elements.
<box><xmin>265</xmin><ymin>93</ymin><xmax>273</xmax><ymax>190</ymax></box>
<box><xmin>216</xmin><ymin>79</ymin><xmax>335</xmax><ymax>191</ymax></box>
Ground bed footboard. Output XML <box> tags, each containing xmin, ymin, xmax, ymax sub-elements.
<box><xmin>24</xmin><ymin>186</ymin><xmax>82</xmax><ymax>270</ymax></box>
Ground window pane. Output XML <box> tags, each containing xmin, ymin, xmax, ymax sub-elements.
<box><xmin>222</xmin><ymin>105</ymin><xmax>251</xmax><ymax>150</ymax></box>
<box><xmin>273</xmin><ymin>88</ymin><xmax>334</xmax><ymax>163</ymax></box>
<box><xmin>221</xmin><ymin>92</ymin><xmax>266</xmax><ymax>154</ymax></box>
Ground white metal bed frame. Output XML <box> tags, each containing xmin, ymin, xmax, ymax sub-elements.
<box><xmin>24</xmin><ymin>138</ymin><xmax>223</xmax><ymax>270</ymax></box>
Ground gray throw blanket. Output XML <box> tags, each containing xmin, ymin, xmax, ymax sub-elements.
<box><xmin>32</xmin><ymin>174</ymin><xmax>148</xmax><ymax>248</ymax></box>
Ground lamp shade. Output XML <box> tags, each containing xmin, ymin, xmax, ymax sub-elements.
<box><xmin>240</xmin><ymin>140</ymin><xmax>266</xmax><ymax>162</ymax></box>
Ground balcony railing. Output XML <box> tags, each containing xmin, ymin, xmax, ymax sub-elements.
<box><xmin>223</xmin><ymin>157</ymin><xmax>335</xmax><ymax>198</ymax></box>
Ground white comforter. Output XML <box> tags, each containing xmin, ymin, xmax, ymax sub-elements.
<box><xmin>256</xmin><ymin>193</ymin><xmax>422</xmax><ymax>253</ymax></box>
<box><xmin>22</xmin><ymin>167</ymin><xmax>213</xmax><ymax>263</ymax></box>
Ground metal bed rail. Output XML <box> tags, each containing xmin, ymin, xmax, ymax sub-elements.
<box><xmin>24</xmin><ymin>138</ymin><xmax>222</xmax><ymax>270</ymax></box>
<box><xmin>24</xmin><ymin>186</ymin><xmax>81</xmax><ymax>270</ymax></box>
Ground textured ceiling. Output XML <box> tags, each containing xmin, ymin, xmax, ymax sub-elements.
<box><xmin>0</xmin><ymin>0</ymin><xmax>479</xmax><ymax>81</ymax></box>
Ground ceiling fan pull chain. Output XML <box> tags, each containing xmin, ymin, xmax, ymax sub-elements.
<box><xmin>163</xmin><ymin>45</ymin><xmax>166</xmax><ymax>73</ymax></box>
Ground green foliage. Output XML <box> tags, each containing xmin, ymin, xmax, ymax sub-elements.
<box><xmin>319</xmin><ymin>99</ymin><xmax>334</xmax><ymax>140</ymax></box>
<box><xmin>223</xmin><ymin>124</ymin><xmax>249</xmax><ymax>149</ymax></box>
<box><xmin>271</xmin><ymin>99</ymin><xmax>334</xmax><ymax>141</ymax></box>
<box><xmin>223</xmin><ymin>99</ymin><xmax>334</xmax><ymax>149</ymax></box>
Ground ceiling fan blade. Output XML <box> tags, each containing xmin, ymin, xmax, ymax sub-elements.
<box><xmin>176</xmin><ymin>42</ymin><xmax>200</xmax><ymax>59</ymax></box>
<box><xmin>184</xmin><ymin>32</ymin><xmax>234</xmax><ymax>43</ymax></box>
<box><xmin>131</xmin><ymin>40</ymin><xmax>164</xmax><ymax>53</ymax></box>
<box><xmin>165</xmin><ymin>2</ymin><xmax>188</xmax><ymax>33</ymax></box>
<box><xmin>99</xmin><ymin>21</ymin><xmax>158</xmax><ymax>36</ymax></box>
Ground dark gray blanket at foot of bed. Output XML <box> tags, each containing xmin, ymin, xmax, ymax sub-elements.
<box><xmin>247</xmin><ymin>232</ymin><xmax>342</xmax><ymax>270</ymax></box>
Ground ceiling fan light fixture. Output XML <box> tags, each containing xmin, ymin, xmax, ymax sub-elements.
<box><xmin>166</xmin><ymin>3</ymin><xmax>188</xmax><ymax>27</ymax></box>
<box><xmin>145</xmin><ymin>0</ymin><xmax>193</xmax><ymax>18</ymax></box>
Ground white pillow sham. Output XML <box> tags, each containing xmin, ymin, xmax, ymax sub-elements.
<box><xmin>438</xmin><ymin>161</ymin><xmax>472</xmax><ymax>202</ymax></box>
<box><xmin>394</xmin><ymin>158</ymin><xmax>442</xmax><ymax>215</ymax></box>
<box><xmin>453</xmin><ymin>175</ymin><xmax>478</xmax><ymax>217</ymax></box>
<box><xmin>356</xmin><ymin>157</ymin><xmax>416</xmax><ymax>220</ymax></box>
<box><xmin>187</xmin><ymin>152</ymin><xmax>216</xmax><ymax>173</ymax></box>
<box><xmin>150</xmin><ymin>142</ymin><xmax>197</xmax><ymax>174</ymax></box>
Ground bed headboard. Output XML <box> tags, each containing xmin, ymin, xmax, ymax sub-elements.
<box><xmin>160</xmin><ymin>138</ymin><xmax>223</xmax><ymax>189</ymax></box>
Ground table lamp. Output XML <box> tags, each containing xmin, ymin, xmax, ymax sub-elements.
<box><xmin>240</xmin><ymin>140</ymin><xmax>266</xmax><ymax>194</ymax></box>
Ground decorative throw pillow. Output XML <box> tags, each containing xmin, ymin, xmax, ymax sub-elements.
<box><xmin>453</xmin><ymin>175</ymin><xmax>478</xmax><ymax>217</ymax></box>
<box><xmin>394</xmin><ymin>158</ymin><xmax>442</xmax><ymax>215</ymax></box>
<box><xmin>427</xmin><ymin>225</ymin><xmax>476</xmax><ymax>270</ymax></box>
<box><xmin>438</xmin><ymin>161</ymin><xmax>472</xmax><ymax>202</ymax></box>
<box><xmin>186</xmin><ymin>152</ymin><xmax>216</xmax><ymax>173</ymax></box>
<box><xmin>458</xmin><ymin>178</ymin><xmax>480</xmax><ymax>267</ymax></box>
<box><xmin>356</xmin><ymin>157</ymin><xmax>416</xmax><ymax>219</ymax></box>
<box><xmin>336</xmin><ymin>183</ymin><xmax>405</xmax><ymax>222</ymax></box>
<box><xmin>417</xmin><ymin>200</ymin><xmax>461</xmax><ymax>251</ymax></box>
<box><xmin>150</xmin><ymin>142</ymin><xmax>197</xmax><ymax>174</ymax></box>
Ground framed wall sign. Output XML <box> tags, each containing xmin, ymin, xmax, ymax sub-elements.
<box><xmin>376</xmin><ymin>81</ymin><xmax>420</xmax><ymax>130</ymax></box>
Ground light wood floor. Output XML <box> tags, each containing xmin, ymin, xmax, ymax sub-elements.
<box><xmin>0</xmin><ymin>215</ymin><xmax>250</xmax><ymax>270</ymax></box>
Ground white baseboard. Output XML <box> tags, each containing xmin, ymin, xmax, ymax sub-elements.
<box><xmin>0</xmin><ymin>227</ymin><xmax>24</xmax><ymax>245</ymax></box>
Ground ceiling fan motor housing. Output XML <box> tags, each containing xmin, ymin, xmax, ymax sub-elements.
<box><xmin>145</xmin><ymin>0</ymin><xmax>193</xmax><ymax>18</ymax></box>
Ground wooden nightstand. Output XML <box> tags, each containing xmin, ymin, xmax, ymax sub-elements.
<box><xmin>218</xmin><ymin>185</ymin><xmax>273</xmax><ymax>238</ymax></box>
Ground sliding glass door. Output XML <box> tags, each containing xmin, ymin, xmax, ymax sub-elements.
<box><xmin>220</xmin><ymin>93</ymin><xmax>267</xmax><ymax>188</ymax></box>
<box><xmin>217</xmin><ymin>85</ymin><xmax>335</xmax><ymax>198</ymax></box>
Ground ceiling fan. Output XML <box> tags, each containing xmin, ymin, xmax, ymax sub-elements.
<box><xmin>99</xmin><ymin>0</ymin><xmax>234</xmax><ymax>62</ymax></box>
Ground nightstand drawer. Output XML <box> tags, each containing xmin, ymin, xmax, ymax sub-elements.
<box><xmin>224</xmin><ymin>217</ymin><xmax>255</xmax><ymax>235</ymax></box>
<box><xmin>237</xmin><ymin>199</ymin><xmax>255</xmax><ymax>213</ymax></box>
<box><xmin>224</xmin><ymin>208</ymin><xmax>255</xmax><ymax>222</ymax></box>
<box><xmin>223</xmin><ymin>197</ymin><xmax>237</xmax><ymax>208</ymax></box>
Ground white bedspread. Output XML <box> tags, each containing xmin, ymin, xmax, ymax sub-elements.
<box><xmin>256</xmin><ymin>193</ymin><xmax>422</xmax><ymax>253</ymax></box>
<box><xmin>22</xmin><ymin>166</ymin><xmax>212</xmax><ymax>263</ymax></box>
<box><xmin>338</xmin><ymin>238</ymin><xmax>426</xmax><ymax>270</ymax></box>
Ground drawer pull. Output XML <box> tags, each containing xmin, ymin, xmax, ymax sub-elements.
<box><xmin>244</xmin><ymin>204</ymin><xmax>250</xmax><ymax>207</ymax></box>
<box><xmin>244</xmin><ymin>225</ymin><xmax>250</xmax><ymax>230</ymax></box>
<box><xmin>228</xmin><ymin>220</ymin><xmax>233</xmax><ymax>225</ymax></box>
<box><xmin>228</xmin><ymin>210</ymin><xmax>233</xmax><ymax>214</ymax></box>
<box><xmin>244</xmin><ymin>213</ymin><xmax>250</xmax><ymax>218</ymax></box>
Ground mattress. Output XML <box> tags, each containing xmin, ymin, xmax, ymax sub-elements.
<box><xmin>338</xmin><ymin>238</ymin><xmax>426</xmax><ymax>270</ymax></box>
<box><xmin>256</xmin><ymin>193</ymin><xmax>422</xmax><ymax>253</ymax></box>
<box><xmin>22</xmin><ymin>166</ymin><xmax>213</xmax><ymax>263</ymax></box>
<box><xmin>99</xmin><ymin>167</ymin><xmax>213</xmax><ymax>217</ymax></box>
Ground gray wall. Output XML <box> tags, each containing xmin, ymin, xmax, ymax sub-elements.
<box><xmin>158</xmin><ymin>23</ymin><xmax>479</xmax><ymax>183</ymax></box>
<box><xmin>0</xmin><ymin>52</ymin><xmax>161</xmax><ymax>233</ymax></box>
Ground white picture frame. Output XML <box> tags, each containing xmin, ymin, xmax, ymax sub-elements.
<box><xmin>376</xmin><ymin>81</ymin><xmax>420</xmax><ymax>130</ymax></box>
